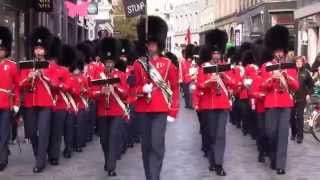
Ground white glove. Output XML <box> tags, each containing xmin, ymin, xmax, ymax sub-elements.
<box><xmin>243</xmin><ymin>78</ymin><xmax>253</xmax><ymax>88</ymax></box>
<box><xmin>189</xmin><ymin>83</ymin><xmax>196</xmax><ymax>91</ymax></box>
<box><xmin>167</xmin><ymin>116</ymin><xmax>175</xmax><ymax>123</ymax></box>
<box><xmin>13</xmin><ymin>106</ymin><xmax>20</xmax><ymax>114</ymax></box>
<box><xmin>143</xmin><ymin>83</ymin><xmax>153</xmax><ymax>94</ymax></box>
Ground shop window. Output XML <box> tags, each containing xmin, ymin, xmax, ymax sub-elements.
<box><xmin>271</xmin><ymin>12</ymin><xmax>295</xmax><ymax>28</ymax></box>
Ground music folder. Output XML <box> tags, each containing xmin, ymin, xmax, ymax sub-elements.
<box><xmin>91</xmin><ymin>78</ymin><xmax>121</xmax><ymax>86</ymax></box>
<box><xmin>266</xmin><ymin>62</ymin><xmax>296</xmax><ymax>72</ymax></box>
<box><xmin>204</xmin><ymin>64</ymin><xmax>231</xmax><ymax>74</ymax></box>
<box><xmin>19</xmin><ymin>60</ymin><xmax>49</xmax><ymax>69</ymax></box>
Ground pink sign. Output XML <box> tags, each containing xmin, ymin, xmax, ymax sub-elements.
<box><xmin>65</xmin><ymin>0</ymin><xmax>91</xmax><ymax>18</ymax></box>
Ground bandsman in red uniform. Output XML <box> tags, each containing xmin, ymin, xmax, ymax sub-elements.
<box><xmin>19</xmin><ymin>27</ymin><xmax>56</xmax><ymax>173</ymax></box>
<box><xmin>132</xmin><ymin>16</ymin><xmax>180</xmax><ymax>180</ymax></box>
<box><xmin>69</xmin><ymin>50</ymin><xmax>89</xmax><ymax>153</ymax></box>
<box><xmin>241</xmin><ymin>50</ymin><xmax>259</xmax><ymax>139</ymax></box>
<box><xmin>260</xmin><ymin>25</ymin><xmax>299</xmax><ymax>175</ymax></box>
<box><xmin>249</xmin><ymin>66</ymin><xmax>268</xmax><ymax>163</ymax></box>
<box><xmin>60</xmin><ymin>45</ymin><xmax>77</xmax><ymax>159</ymax></box>
<box><xmin>92</xmin><ymin>38</ymin><xmax>129</xmax><ymax>177</ymax></box>
<box><xmin>78</xmin><ymin>41</ymin><xmax>97</xmax><ymax>143</ymax></box>
<box><xmin>0</xmin><ymin>26</ymin><xmax>20</xmax><ymax>171</ymax></box>
<box><xmin>46</xmin><ymin>36</ymin><xmax>70</xmax><ymax>166</ymax></box>
<box><xmin>181</xmin><ymin>44</ymin><xmax>196</xmax><ymax>109</ymax></box>
<box><xmin>195</xmin><ymin>29</ymin><xmax>237</xmax><ymax>176</ymax></box>
<box><xmin>118</xmin><ymin>39</ymin><xmax>138</xmax><ymax>149</ymax></box>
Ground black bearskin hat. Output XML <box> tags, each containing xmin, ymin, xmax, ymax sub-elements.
<box><xmin>61</xmin><ymin>45</ymin><xmax>76</xmax><ymax>67</ymax></box>
<box><xmin>119</xmin><ymin>39</ymin><xmax>133</xmax><ymax>57</ymax></box>
<box><xmin>199</xmin><ymin>45</ymin><xmax>212</xmax><ymax>64</ymax></box>
<box><xmin>205</xmin><ymin>29</ymin><xmax>228</xmax><ymax>54</ymax></box>
<box><xmin>265</xmin><ymin>25</ymin><xmax>289</xmax><ymax>54</ymax></box>
<box><xmin>48</xmin><ymin>36</ymin><xmax>62</xmax><ymax>60</ymax></box>
<box><xmin>98</xmin><ymin>38</ymin><xmax>120</xmax><ymax>61</ymax></box>
<box><xmin>185</xmin><ymin>44</ymin><xmax>196</xmax><ymax>59</ymax></box>
<box><xmin>30</xmin><ymin>27</ymin><xmax>52</xmax><ymax>53</ymax></box>
<box><xmin>241</xmin><ymin>50</ymin><xmax>257</xmax><ymax>66</ymax></box>
<box><xmin>165</xmin><ymin>52</ymin><xmax>179</xmax><ymax>68</ymax></box>
<box><xmin>73</xmin><ymin>48</ymin><xmax>85</xmax><ymax>71</ymax></box>
<box><xmin>76</xmin><ymin>41</ymin><xmax>94</xmax><ymax>64</ymax></box>
<box><xmin>0</xmin><ymin>26</ymin><xmax>12</xmax><ymax>57</ymax></box>
<box><xmin>137</xmin><ymin>16</ymin><xmax>168</xmax><ymax>52</ymax></box>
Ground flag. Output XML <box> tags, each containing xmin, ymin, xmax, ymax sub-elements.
<box><xmin>185</xmin><ymin>27</ymin><xmax>191</xmax><ymax>45</ymax></box>
<box><xmin>65</xmin><ymin>0</ymin><xmax>91</xmax><ymax>18</ymax></box>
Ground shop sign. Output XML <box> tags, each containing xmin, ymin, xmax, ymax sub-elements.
<box><xmin>33</xmin><ymin>0</ymin><xmax>53</xmax><ymax>12</ymax></box>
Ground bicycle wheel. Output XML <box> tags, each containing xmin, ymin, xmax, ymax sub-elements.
<box><xmin>310</xmin><ymin>112</ymin><xmax>320</xmax><ymax>142</ymax></box>
<box><xmin>304</xmin><ymin>104</ymin><xmax>316</xmax><ymax>133</ymax></box>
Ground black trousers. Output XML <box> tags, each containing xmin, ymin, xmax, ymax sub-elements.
<box><xmin>197</xmin><ymin>111</ymin><xmax>210</xmax><ymax>154</ymax></box>
<box><xmin>23</xmin><ymin>107</ymin><xmax>51</xmax><ymax>168</ymax></box>
<box><xmin>256</xmin><ymin>112</ymin><xmax>268</xmax><ymax>155</ymax></box>
<box><xmin>98</xmin><ymin>116</ymin><xmax>124</xmax><ymax>171</ymax></box>
<box><xmin>11</xmin><ymin>113</ymin><xmax>18</xmax><ymax>141</ymax></box>
<box><xmin>137</xmin><ymin>112</ymin><xmax>167</xmax><ymax>180</ymax></box>
<box><xmin>182</xmin><ymin>83</ymin><xmax>192</xmax><ymax>108</ymax></box>
<box><xmin>64</xmin><ymin>112</ymin><xmax>75</xmax><ymax>152</ymax></box>
<box><xmin>231</xmin><ymin>97</ymin><xmax>241</xmax><ymax>128</ymax></box>
<box><xmin>290</xmin><ymin>101</ymin><xmax>306</xmax><ymax>139</ymax></box>
<box><xmin>265</xmin><ymin>108</ymin><xmax>291</xmax><ymax>169</ymax></box>
<box><xmin>0</xmin><ymin>110</ymin><xmax>11</xmax><ymax>164</ymax></box>
<box><xmin>75</xmin><ymin>109</ymin><xmax>87</xmax><ymax>148</ymax></box>
<box><xmin>202</xmin><ymin>110</ymin><xmax>228</xmax><ymax>166</ymax></box>
<box><xmin>128</xmin><ymin>106</ymin><xmax>140</xmax><ymax>144</ymax></box>
<box><xmin>239</xmin><ymin>99</ymin><xmax>250</xmax><ymax>135</ymax></box>
<box><xmin>88</xmin><ymin>101</ymin><xmax>97</xmax><ymax>140</ymax></box>
<box><xmin>48</xmin><ymin>110</ymin><xmax>67</xmax><ymax>160</ymax></box>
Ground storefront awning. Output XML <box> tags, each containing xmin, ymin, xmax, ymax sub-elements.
<box><xmin>295</xmin><ymin>2</ymin><xmax>320</xmax><ymax>19</ymax></box>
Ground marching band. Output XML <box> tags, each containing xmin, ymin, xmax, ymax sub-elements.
<box><xmin>0</xmin><ymin>15</ymin><xmax>304</xmax><ymax>179</ymax></box>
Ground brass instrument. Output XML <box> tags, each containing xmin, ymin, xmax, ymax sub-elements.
<box><xmin>104</xmin><ymin>66</ymin><xmax>112</xmax><ymax>109</ymax></box>
<box><xmin>274</xmin><ymin>56</ymin><xmax>288</xmax><ymax>93</ymax></box>
<box><xmin>204</xmin><ymin>63</ymin><xmax>231</xmax><ymax>96</ymax></box>
<box><xmin>29</xmin><ymin>58</ymin><xmax>37</xmax><ymax>92</ymax></box>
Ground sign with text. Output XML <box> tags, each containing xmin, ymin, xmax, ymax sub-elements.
<box><xmin>123</xmin><ymin>0</ymin><xmax>146</xmax><ymax>17</ymax></box>
<box><xmin>33</xmin><ymin>0</ymin><xmax>53</xmax><ymax>12</ymax></box>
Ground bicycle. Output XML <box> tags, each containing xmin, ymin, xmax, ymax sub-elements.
<box><xmin>304</xmin><ymin>96</ymin><xmax>320</xmax><ymax>142</ymax></box>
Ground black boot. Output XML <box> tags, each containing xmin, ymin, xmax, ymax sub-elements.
<box><xmin>258</xmin><ymin>153</ymin><xmax>265</xmax><ymax>163</ymax></box>
<box><xmin>63</xmin><ymin>149</ymin><xmax>72</xmax><ymax>159</ymax></box>
<box><xmin>208</xmin><ymin>165</ymin><xmax>215</xmax><ymax>172</ymax></box>
<box><xmin>0</xmin><ymin>163</ymin><xmax>7</xmax><ymax>171</ymax></box>
<box><xmin>49</xmin><ymin>159</ymin><xmax>59</xmax><ymax>166</ymax></box>
<box><xmin>215</xmin><ymin>165</ymin><xmax>226</xmax><ymax>176</ymax></box>
<box><xmin>33</xmin><ymin>166</ymin><xmax>44</xmax><ymax>173</ymax></box>
<box><xmin>277</xmin><ymin>169</ymin><xmax>286</xmax><ymax>175</ymax></box>
<box><xmin>296</xmin><ymin>137</ymin><xmax>303</xmax><ymax>144</ymax></box>
<box><xmin>75</xmin><ymin>147</ymin><xmax>82</xmax><ymax>152</ymax></box>
<box><xmin>270</xmin><ymin>161</ymin><xmax>276</xmax><ymax>170</ymax></box>
<box><xmin>108</xmin><ymin>170</ymin><xmax>117</xmax><ymax>177</ymax></box>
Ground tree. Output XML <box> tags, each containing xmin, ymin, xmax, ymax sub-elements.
<box><xmin>113</xmin><ymin>1</ymin><xmax>139</xmax><ymax>40</ymax></box>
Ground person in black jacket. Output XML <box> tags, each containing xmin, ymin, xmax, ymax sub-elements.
<box><xmin>290</xmin><ymin>56</ymin><xmax>314</xmax><ymax>144</ymax></box>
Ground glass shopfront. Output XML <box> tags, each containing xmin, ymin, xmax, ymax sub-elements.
<box><xmin>0</xmin><ymin>4</ymin><xmax>25</xmax><ymax>60</ymax></box>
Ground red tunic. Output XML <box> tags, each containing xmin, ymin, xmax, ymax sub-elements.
<box><xmin>50</xmin><ymin>62</ymin><xmax>71</xmax><ymax>111</ymax></box>
<box><xmin>260</xmin><ymin>61</ymin><xmax>299</xmax><ymax>108</ymax></box>
<box><xmin>181</xmin><ymin>59</ymin><xmax>193</xmax><ymax>83</ymax></box>
<box><xmin>131</xmin><ymin>56</ymin><xmax>180</xmax><ymax>117</ymax></box>
<box><xmin>249</xmin><ymin>75</ymin><xmax>265</xmax><ymax>113</ymax></box>
<box><xmin>20</xmin><ymin>62</ymin><xmax>57</xmax><ymax>108</ymax></box>
<box><xmin>92</xmin><ymin>69</ymin><xmax>128</xmax><ymax>118</ymax></box>
<box><xmin>69</xmin><ymin>74</ymin><xmax>89</xmax><ymax>110</ymax></box>
<box><xmin>196</xmin><ymin>62</ymin><xmax>237</xmax><ymax>110</ymax></box>
<box><xmin>0</xmin><ymin>59</ymin><xmax>20</xmax><ymax>109</ymax></box>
